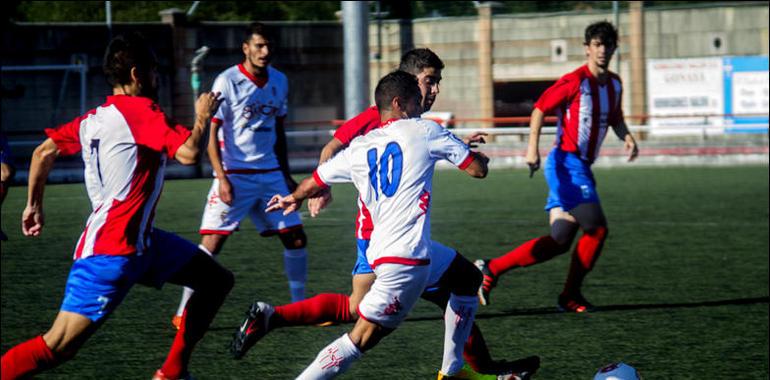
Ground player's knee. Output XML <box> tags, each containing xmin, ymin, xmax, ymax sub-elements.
<box><xmin>447</xmin><ymin>254</ymin><xmax>483</xmax><ymax>296</ymax></box>
<box><xmin>219</xmin><ymin>268</ymin><xmax>235</xmax><ymax>294</ymax></box>
<box><xmin>279</xmin><ymin>228</ymin><xmax>307</xmax><ymax>249</ymax></box>
<box><xmin>550</xmin><ymin>219</ymin><xmax>579</xmax><ymax>250</ymax></box>
<box><xmin>570</xmin><ymin>203</ymin><xmax>607</xmax><ymax>233</ymax></box>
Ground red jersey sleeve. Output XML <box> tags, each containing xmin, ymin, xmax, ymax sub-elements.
<box><xmin>44</xmin><ymin>110</ymin><xmax>96</xmax><ymax>156</ymax></box>
<box><xmin>115</xmin><ymin>98</ymin><xmax>192</xmax><ymax>159</ymax></box>
<box><xmin>534</xmin><ymin>75</ymin><xmax>578</xmax><ymax>115</ymax></box>
<box><xmin>333</xmin><ymin>106</ymin><xmax>380</xmax><ymax>146</ymax></box>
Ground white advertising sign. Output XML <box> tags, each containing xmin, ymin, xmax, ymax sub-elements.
<box><xmin>646</xmin><ymin>58</ymin><xmax>724</xmax><ymax>135</ymax></box>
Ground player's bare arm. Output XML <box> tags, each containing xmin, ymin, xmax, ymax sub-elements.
<box><xmin>205</xmin><ymin>119</ymin><xmax>235</xmax><ymax>205</ymax></box>
<box><xmin>22</xmin><ymin>138</ymin><xmax>59</xmax><ymax>236</ymax></box>
<box><xmin>267</xmin><ymin>176</ymin><xmax>324</xmax><ymax>215</ymax></box>
<box><xmin>274</xmin><ymin>116</ymin><xmax>298</xmax><ymax>192</ymax></box>
<box><xmin>307</xmin><ymin>137</ymin><xmax>344</xmax><ymax>216</ymax></box>
<box><xmin>526</xmin><ymin>108</ymin><xmax>546</xmax><ymax>176</ymax></box>
<box><xmin>611</xmin><ymin>120</ymin><xmax>639</xmax><ymax>162</ymax></box>
<box><xmin>175</xmin><ymin>91</ymin><xmax>221</xmax><ymax>165</ymax></box>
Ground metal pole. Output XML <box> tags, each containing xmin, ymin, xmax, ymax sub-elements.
<box><xmin>105</xmin><ymin>1</ymin><xmax>112</xmax><ymax>38</ymax></box>
<box><xmin>342</xmin><ymin>1</ymin><xmax>370</xmax><ymax>119</ymax></box>
<box><xmin>613</xmin><ymin>1</ymin><xmax>620</xmax><ymax>74</ymax></box>
<box><xmin>187</xmin><ymin>1</ymin><xmax>201</xmax><ymax>17</ymax></box>
<box><xmin>80</xmin><ymin>64</ymin><xmax>87</xmax><ymax>115</ymax></box>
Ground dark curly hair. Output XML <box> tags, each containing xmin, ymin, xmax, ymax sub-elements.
<box><xmin>103</xmin><ymin>33</ymin><xmax>157</xmax><ymax>87</ymax></box>
<box><xmin>375</xmin><ymin>71</ymin><xmax>420</xmax><ymax>112</ymax></box>
<box><xmin>584</xmin><ymin>21</ymin><xmax>618</xmax><ymax>48</ymax></box>
<box><xmin>398</xmin><ymin>48</ymin><xmax>444</xmax><ymax>76</ymax></box>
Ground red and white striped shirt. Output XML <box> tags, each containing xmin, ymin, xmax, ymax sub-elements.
<box><xmin>333</xmin><ymin>106</ymin><xmax>381</xmax><ymax>239</ymax></box>
<box><xmin>45</xmin><ymin>95</ymin><xmax>191</xmax><ymax>259</ymax></box>
<box><xmin>535</xmin><ymin>64</ymin><xmax>624</xmax><ymax>163</ymax></box>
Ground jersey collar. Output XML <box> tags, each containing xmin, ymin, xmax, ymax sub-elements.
<box><xmin>238</xmin><ymin>63</ymin><xmax>269</xmax><ymax>88</ymax></box>
<box><xmin>380</xmin><ymin>118</ymin><xmax>400</xmax><ymax>127</ymax></box>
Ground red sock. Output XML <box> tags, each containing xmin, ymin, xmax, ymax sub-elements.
<box><xmin>273</xmin><ymin>293</ymin><xmax>352</xmax><ymax>327</ymax></box>
<box><xmin>488</xmin><ymin>235</ymin><xmax>565</xmax><ymax>276</ymax></box>
<box><xmin>161</xmin><ymin>285</ymin><xmax>229</xmax><ymax>378</ymax></box>
<box><xmin>463</xmin><ymin>323</ymin><xmax>493</xmax><ymax>372</ymax></box>
<box><xmin>1</xmin><ymin>335</ymin><xmax>56</xmax><ymax>380</ymax></box>
<box><xmin>563</xmin><ymin>226</ymin><xmax>608</xmax><ymax>295</ymax></box>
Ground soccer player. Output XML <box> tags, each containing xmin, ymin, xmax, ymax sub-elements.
<box><xmin>265</xmin><ymin>70</ymin><xmax>489</xmax><ymax>379</ymax></box>
<box><xmin>0</xmin><ymin>33</ymin><xmax>230</xmax><ymax>380</ymax></box>
<box><xmin>0</xmin><ymin>131</ymin><xmax>16</xmax><ymax>241</ymax></box>
<box><xmin>172</xmin><ymin>22</ymin><xmax>310</xmax><ymax>328</ymax></box>
<box><xmin>230</xmin><ymin>49</ymin><xmax>539</xmax><ymax>378</ymax></box>
<box><xmin>475</xmin><ymin>21</ymin><xmax>639</xmax><ymax>312</ymax></box>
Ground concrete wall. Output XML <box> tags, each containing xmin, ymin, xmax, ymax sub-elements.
<box><xmin>2</xmin><ymin>3</ymin><xmax>767</xmax><ymax>137</ymax></box>
<box><xmin>368</xmin><ymin>2</ymin><xmax>769</xmax><ymax>126</ymax></box>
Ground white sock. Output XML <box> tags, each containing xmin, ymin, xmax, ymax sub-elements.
<box><xmin>296</xmin><ymin>333</ymin><xmax>362</xmax><ymax>380</ymax></box>
<box><xmin>284</xmin><ymin>248</ymin><xmax>307</xmax><ymax>302</ymax></box>
<box><xmin>441</xmin><ymin>294</ymin><xmax>478</xmax><ymax>375</ymax></box>
<box><xmin>175</xmin><ymin>244</ymin><xmax>215</xmax><ymax>317</ymax></box>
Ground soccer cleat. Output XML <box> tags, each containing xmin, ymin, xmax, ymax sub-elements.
<box><xmin>474</xmin><ymin>259</ymin><xmax>497</xmax><ymax>306</ymax></box>
<box><xmin>171</xmin><ymin>315</ymin><xmax>183</xmax><ymax>330</ymax></box>
<box><xmin>230</xmin><ymin>301</ymin><xmax>275</xmax><ymax>359</ymax></box>
<box><xmin>152</xmin><ymin>369</ymin><xmax>195</xmax><ymax>380</ymax></box>
<box><xmin>557</xmin><ymin>293</ymin><xmax>595</xmax><ymax>313</ymax></box>
<box><xmin>484</xmin><ymin>355</ymin><xmax>541</xmax><ymax>380</ymax></box>
<box><xmin>438</xmin><ymin>360</ymin><xmax>539</xmax><ymax>380</ymax></box>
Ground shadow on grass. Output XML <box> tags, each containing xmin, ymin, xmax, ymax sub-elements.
<box><xmin>409</xmin><ymin>295</ymin><xmax>770</xmax><ymax>322</ymax></box>
<box><xmin>207</xmin><ymin>296</ymin><xmax>769</xmax><ymax>331</ymax></box>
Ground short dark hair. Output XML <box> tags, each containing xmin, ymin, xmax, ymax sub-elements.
<box><xmin>375</xmin><ymin>71</ymin><xmax>420</xmax><ymax>112</ymax></box>
<box><xmin>103</xmin><ymin>33</ymin><xmax>158</xmax><ymax>87</ymax></box>
<box><xmin>244</xmin><ymin>22</ymin><xmax>273</xmax><ymax>44</ymax></box>
<box><xmin>398</xmin><ymin>48</ymin><xmax>444</xmax><ymax>76</ymax></box>
<box><xmin>584</xmin><ymin>21</ymin><xmax>618</xmax><ymax>47</ymax></box>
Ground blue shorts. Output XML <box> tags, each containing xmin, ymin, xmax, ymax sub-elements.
<box><xmin>60</xmin><ymin>229</ymin><xmax>199</xmax><ymax>322</ymax></box>
<box><xmin>544</xmin><ymin>148</ymin><xmax>600</xmax><ymax>212</ymax></box>
<box><xmin>351</xmin><ymin>239</ymin><xmax>373</xmax><ymax>275</ymax></box>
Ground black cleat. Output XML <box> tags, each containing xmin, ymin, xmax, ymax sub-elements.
<box><xmin>474</xmin><ymin>259</ymin><xmax>497</xmax><ymax>306</ymax></box>
<box><xmin>230</xmin><ymin>301</ymin><xmax>274</xmax><ymax>359</ymax></box>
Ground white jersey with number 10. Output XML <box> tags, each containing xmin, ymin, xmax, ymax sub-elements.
<box><xmin>314</xmin><ymin>118</ymin><xmax>473</xmax><ymax>268</ymax></box>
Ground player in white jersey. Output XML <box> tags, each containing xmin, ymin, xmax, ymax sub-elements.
<box><xmin>1</xmin><ymin>33</ymin><xmax>229</xmax><ymax>380</ymax></box>
<box><xmin>172</xmin><ymin>23</ymin><xmax>310</xmax><ymax>328</ymax></box>
<box><xmin>267</xmin><ymin>71</ymin><xmax>489</xmax><ymax>379</ymax></box>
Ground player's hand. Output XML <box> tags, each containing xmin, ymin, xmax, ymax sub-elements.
<box><xmin>625</xmin><ymin>137</ymin><xmax>639</xmax><ymax>162</ymax></box>
<box><xmin>195</xmin><ymin>91</ymin><xmax>222</xmax><ymax>120</ymax></box>
<box><xmin>307</xmin><ymin>188</ymin><xmax>333</xmax><ymax>217</ymax></box>
<box><xmin>21</xmin><ymin>205</ymin><xmax>44</xmax><ymax>237</ymax></box>
<box><xmin>266</xmin><ymin>194</ymin><xmax>300</xmax><ymax>216</ymax></box>
<box><xmin>218</xmin><ymin>176</ymin><xmax>234</xmax><ymax>205</ymax></box>
<box><xmin>525</xmin><ymin>147</ymin><xmax>541</xmax><ymax>178</ymax></box>
<box><xmin>463</xmin><ymin>132</ymin><xmax>488</xmax><ymax>148</ymax></box>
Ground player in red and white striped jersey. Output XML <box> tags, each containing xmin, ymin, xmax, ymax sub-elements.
<box><xmin>475</xmin><ymin>21</ymin><xmax>640</xmax><ymax>313</ymax></box>
<box><xmin>1</xmin><ymin>33</ymin><xmax>230</xmax><ymax>380</ymax></box>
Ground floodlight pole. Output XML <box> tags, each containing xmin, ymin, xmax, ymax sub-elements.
<box><xmin>342</xmin><ymin>1</ymin><xmax>370</xmax><ymax>119</ymax></box>
<box><xmin>105</xmin><ymin>1</ymin><xmax>112</xmax><ymax>38</ymax></box>
<box><xmin>191</xmin><ymin>46</ymin><xmax>210</xmax><ymax>177</ymax></box>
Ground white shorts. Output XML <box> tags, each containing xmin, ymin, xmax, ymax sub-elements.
<box><xmin>356</xmin><ymin>262</ymin><xmax>430</xmax><ymax>329</ymax></box>
<box><xmin>199</xmin><ymin>170</ymin><xmax>302</xmax><ymax>236</ymax></box>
